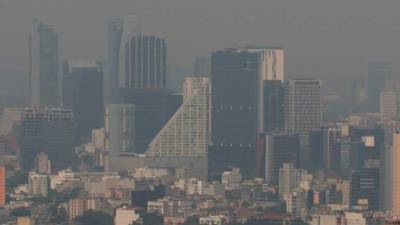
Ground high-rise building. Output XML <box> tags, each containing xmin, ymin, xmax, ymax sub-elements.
<box><xmin>105</xmin><ymin>14</ymin><xmax>139</xmax><ymax>104</ymax></box>
<box><xmin>350</xmin><ymin>168</ymin><xmax>380</xmax><ymax>210</ymax></box>
<box><xmin>284</xmin><ymin>79</ymin><xmax>323</xmax><ymax>141</ymax></box>
<box><xmin>246</xmin><ymin>47</ymin><xmax>285</xmax><ymax>81</ymax></box>
<box><xmin>309</xmin><ymin>126</ymin><xmax>342</xmax><ymax>171</ymax></box>
<box><xmin>119</xmin><ymin>35</ymin><xmax>167</xmax><ymax>89</ymax></box>
<box><xmin>367</xmin><ymin>62</ymin><xmax>392</xmax><ymax>112</ymax></box>
<box><xmin>28</xmin><ymin>172</ymin><xmax>48</xmax><ymax>197</ymax></box>
<box><xmin>105</xmin><ymin>17</ymin><xmax>123</xmax><ymax>104</ymax></box>
<box><xmin>264</xmin><ymin>133</ymin><xmax>300</xmax><ymax>184</ymax></box>
<box><xmin>105</xmin><ymin>104</ymin><xmax>135</xmax><ymax>156</ymax></box>
<box><xmin>193</xmin><ymin>57</ymin><xmax>211</xmax><ymax>77</ymax></box>
<box><xmin>349</xmin><ymin>127</ymin><xmax>384</xmax><ymax>169</ymax></box>
<box><xmin>29</xmin><ymin>19</ymin><xmax>59</xmax><ymax>108</ymax></box>
<box><xmin>278</xmin><ymin>163</ymin><xmax>310</xmax><ymax>201</ymax></box>
<box><xmin>209</xmin><ymin>48</ymin><xmax>264</xmax><ymax>177</ymax></box>
<box><xmin>263</xmin><ymin>80</ymin><xmax>284</xmax><ymax>131</ymax></box>
<box><xmin>392</xmin><ymin>132</ymin><xmax>400</xmax><ymax>215</ymax></box>
<box><xmin>34</xmin><ymin>152</ymin><xmax>51</xmax><ymax>174</ymax></box>
<box><xmin>121</xmin><ymin>89</ymin><xmax>182</xmax><ymax>154</ymax></box>
<box><xmin>20</xmin><ymin>108</ymin><xmax>75</xmax><ymax>171</ymax></box>
<box><xmin>0</xmin><ymin>166</ymin><xmax>5</xmax><ymax>207</ymax></box>
<box><xmin>147</xmin><ymin>78</ymin><xmax>210</xmax><ymax>157</ymax></box>
<box><xmin>62</xmin><ymin>60</ymin><xmax>104</xmax><ymax>142</ymax></box>
<box><xmin>380</xmin><ymin>89</ymin><xmax>397</xmax><ymax>118</ymax></box>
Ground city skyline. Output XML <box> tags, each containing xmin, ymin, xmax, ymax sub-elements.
<box><xmin>1</xmin><ymin>2</ymin><xmax>400</xmax><ymax>225</ymax></box>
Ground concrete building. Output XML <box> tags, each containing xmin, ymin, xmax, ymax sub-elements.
<box><xmin>105</xmin><ymin>104</ymin><xmax>135</xmax><ymax>156</ymax></box>
<box><xmin>68</xmin><ymin>197</ymin><xmax>98</xmax><ymax>221</ymax></box>
<box><xmin>279</xmin><ymin>163</ymin><xmax>311</xmax><ymax>201</ymax></box>
<box><xmin>245</xmin><ymin>46</ymin><xmax>285</xmax><ymax>81</ymax></box>
<box><xmin>380</xmin><ymin>89</ymin><xmax>397</xmax><ymax>118</ymax></box>
<box><xmin>286</xmin><ymin>190</ymin><xmax>306</xmax><ymax>215</ymax></box>
<box><xmin>17</xmin><ymin>217</ymin><xmax>36</xmax><ymax>225</ymax></box>
<box><xmin>34</xmin><ymin>152</ymin><xmax>51</xmax><ymax>174</ymax></box>
<box><xmin>221</xmin><ymin>168</ymin><xmax>242</xmax><ymax>190</ymax></box>
<box><xmin>199</xmin><ymin>215</ymin><xmax>228</xmax><ymax>225</ymax></box>
<box><xmin>114</xmin><ymin>206</ymin><xmax>140</xmax><ymax>225</ymax></box>
<box><xmin>147</xmin><ymin>199</ymin><xmax>167</xmax><ymax>215</ymax></box>
<box><xmin>284</xmin><ymin>79</ymin><xmax>323</xmax><ymax>142</ymax></box>
<box><xmin>29</xmin><ymin>19</ymin><xmax>59</xmax><ymax>108</ymax></box>
<box><xmin>62</xmin><ymin>60</ymin><xmax>104</xmax><ymax>142</ymax></box>
<box><xmin>344</xmin><ymin>212</ymin><xmax>367</xmax><ymax>225</ymax></box>
<box><xmin>0</xmin><ymin>166</ymin><xmax>5</xmax><ymax>207</ymax></box>
<box><xmin>28</xmin><ymin>172</ymin><xmax>48</xmax><ymax>197</ymax></box>
<box><xmin>310</xmin><ymin>214</ymin><xmax>343</xmax><ymax>225</ymax></box>
<box><xmin>147</xmin><ymin>77</ymin><xmax>210</xmax><ymax>157</ymax></box>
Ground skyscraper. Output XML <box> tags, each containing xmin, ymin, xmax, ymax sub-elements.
<box><xmin>121</xmin><ymin>89</ymin><xmax>181</xmax><ymax>153</ymax></box>
<box><xmin>105</xmin><ymin>17</ymin><xmax>123</xmax><ymax>105</ymax></box>
<box><xmin>380</xmin><ymin>89</ymin><xmax>397</xmax><ymax>118</ymax></box>
<box><xmin>105</xmin><ymin>14</ymin><xmax>139</xmax><ymax>104</ymax></box>
<box><xmin>62</xmin><ymin>60</ymin><xmax>104</xmax><ymax>142</ymax></box>
<box><xmin>350</xmin><ymin>168</ymin><xmax>380</xmax><ymax>210</ymax></box>
<box><xmin>119</xmin><ymin>35</ymin><xmax>167</xmax><ymax>89</ymax></box>
<box><xmin>0</xmin><ymin>166</ymin><xmax>5</xmax><ymax>207</ymax></box>
<box><xmin>147</xmin><ymin>77</ymin><xmax>210</xmax><ymax>157</ymax></box>
<box><xmin>263</xmin><ymin>80</ymin><xmax>284</xmax><ymax>131</ymax></box>
<box><xmin>392</xmin><ymin>132</ymin><xmax>400</xmax><ymax>215</ymax></box>
<box><xmin>246</xmin><ymin>47</ymin><xmax>285</xmax><ymax>81</ymax></box>
<box><xmin>105</xmin><ymin>104</ymin><xmax>135</xmax><ymax>156</ymax></box>
<box><xmin>209</xmin><ymin>48</ymin><xmax>263</xmax><ymax>177</ymax></box>
<box><xmin>367</xmin><ymin>62</ymin><xmax>392</xmax><ymax>112</ymax></box>
<box><xmin>284</xmin><ymin>79</ymin><xmax>323</xmax><ymax>141</ymax></box>
<box><xmin>20</xmin><ymin>108</ymin><xmax>75</xmax><ymax>171</ymax></box>
<box><xmin>29</xmin><ymin>19</ymin><xmax>59</xmax><ymax>108</ymax></box>
<box><xmin>264</xmin><ymin>133</ymin><xmax>300</xmax><ymax>184</ymax></box>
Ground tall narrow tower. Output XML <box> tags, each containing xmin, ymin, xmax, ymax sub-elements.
<box><xmin>393</xmin><ymin>132</ymin><xmax>400</xmax><ymax>215</ymax></box>
<box><xmin>30</xmin><ymin>19</ymin><xmax>59</xmax><ymax>108</ymax></box>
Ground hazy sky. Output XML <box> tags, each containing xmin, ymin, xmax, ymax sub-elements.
<box><xmin>1</xmin><ymin>0</ymin><xmax>400</xmax><ymax>93</ymax></box>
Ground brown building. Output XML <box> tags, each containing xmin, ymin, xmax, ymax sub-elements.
<box><xmin>393</xmin><ymin>132</ymin><xmax>400</xmax><ymax>215</ymax></box>
<box><xmin>0</xmin><ymin>166</ymin><xmax>6</xmax><ymax>207</ymax></box>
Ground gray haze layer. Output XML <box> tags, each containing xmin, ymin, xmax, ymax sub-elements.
<box><xmin>1</xmin><ymin>0</ymin><xmax>400</xmax><ymax>94</ymax></box>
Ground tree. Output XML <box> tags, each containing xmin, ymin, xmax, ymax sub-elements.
<box><xmin>49</xmin><ymin>207</ymin><xmax>67</xmax><ymax>224</ymax></box>
<box><xmin>6</xmin><ymin>171</ymin><xmax>28</xmax><ymax>189</ymax></box>
<box><xmin>10</xmin><ymin>207</ymin><xmax>31</xmax><ymax>217</ymax></box>
<box><xmin>75</xmin><ymin>210</ymin><xmax>113</xmax><ymax>225</ymax></box>
<box><xmin>138</xmin><ymin>213</ymin><xmax>163</xmax><ymax>225</ymax></box>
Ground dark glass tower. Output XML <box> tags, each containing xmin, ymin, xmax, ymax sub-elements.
<box><xmin>29</xmin><ymin>19</ymin><xmax>59</xmax><ymax>108</ymax></box>
<box><xmin>209</xmin><ymin>49</ymin><xmax>263</xmax><ymax>178</ymax></box>
<box><xmin>62</xmin><ymin>60</ymin><xmax>104</xmax><ymax>143</ymax></box>
<box><xmin>350</xmin><ymin>168</ymin><xmax>380</xmax><ymax>210</ymax></box>
<box><xmin>105</xmin><ymin>17</ymin><xmax>123</xmax><ymax>105</ymax></box>
<box><xmin>263</xmin><ymin>80</ymin><xmax>284</xmax><ymax>131</ymax></box>
<box><xmin>120</xmin><ymin>35</ymin><xmax>167</xmax><ymax>89</ymax></box>
<box><xmin>19</xmin><ymin>108</ymin><xmax>75</xmax><ymax>171</ymax></box>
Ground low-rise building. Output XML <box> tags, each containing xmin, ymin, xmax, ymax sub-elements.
<box><xmin>28</xmin><ymin>172</ymin><xmax>48</xmax><ymax>197</ymax></box>
<box><xmin>114</xmin><ymin>206</ymin><xmax>140</xmax><ymax>225</ymax></box>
